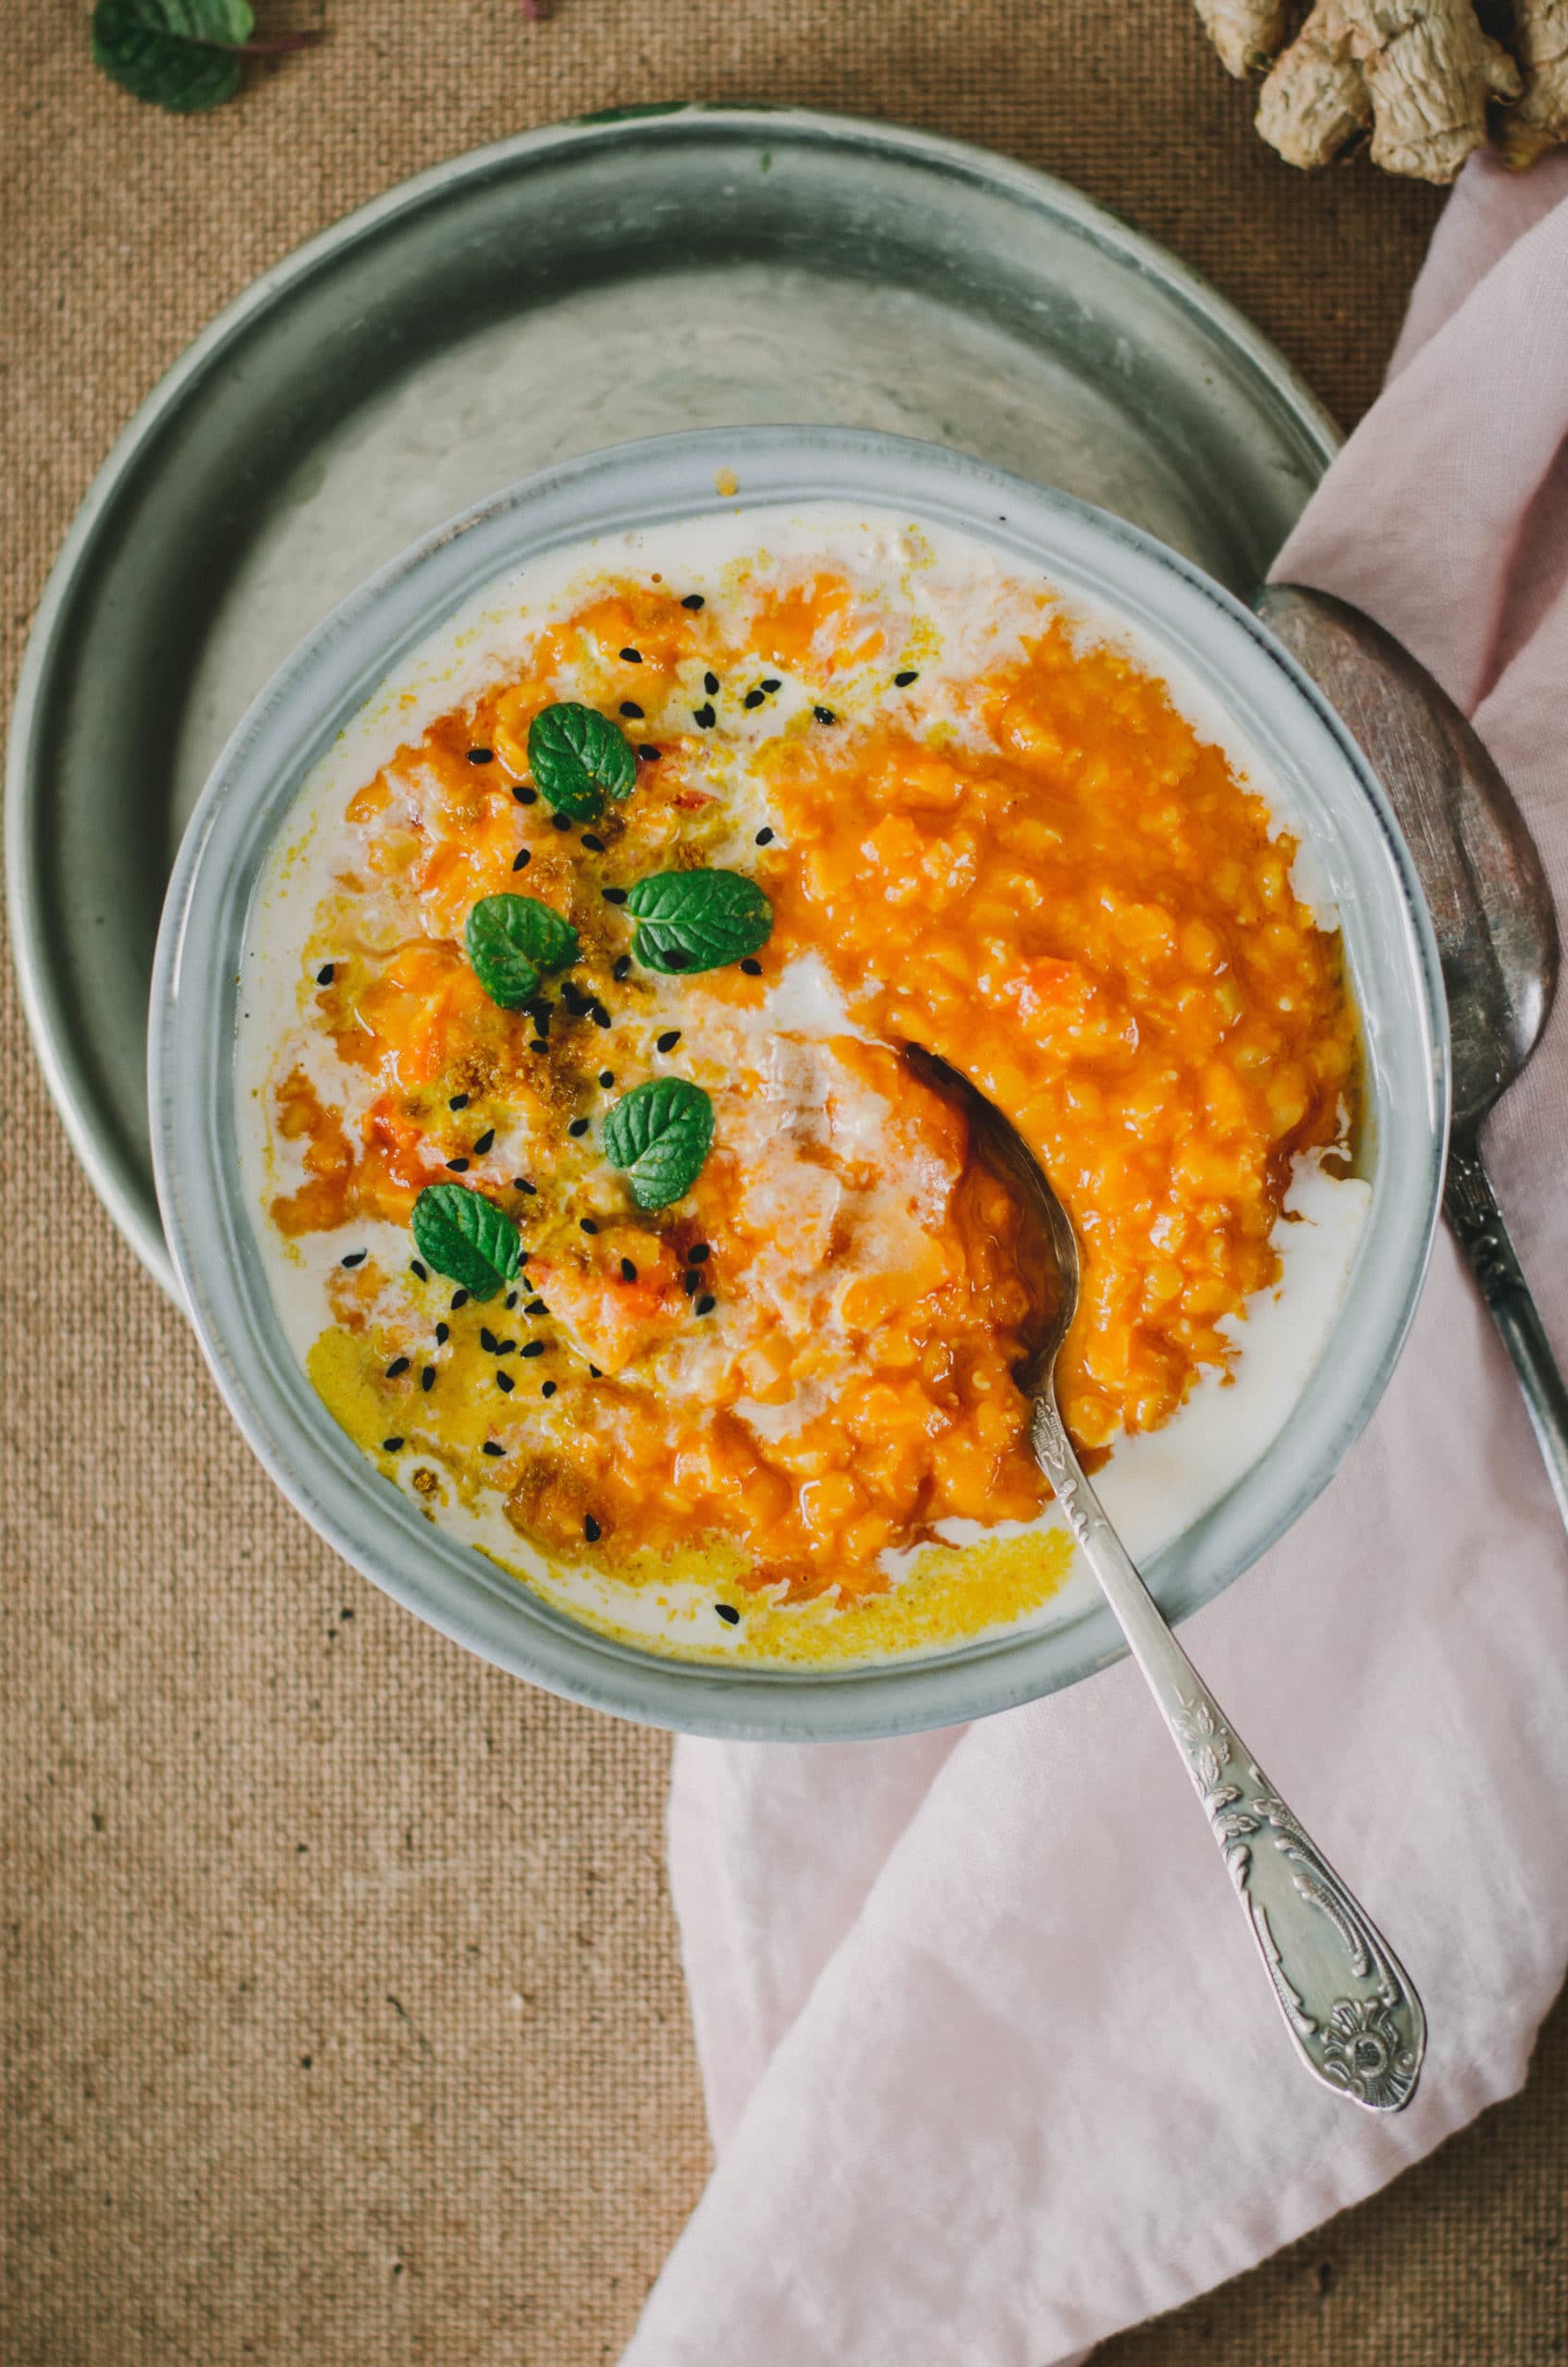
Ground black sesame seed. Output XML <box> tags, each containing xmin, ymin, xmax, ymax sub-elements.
<box><xmin>448</xmin><ymin>1093</ymin><xmax>470</xmax><ymax>1110</ymax></box>
<box><xmin>681</xmin><ymin>593</ymin><xmax>704</xmax><ymax>610</ymax></box>
<box><xmin>316</xmin><ymin>963</ymin><xmax>336</xmax><ymax>986</ymax></box>
<box><xmin>472</xmin><ymin>1129</ymin><xmax>495</xmax><ymax>1154</ymax></box>
<box><xmin>386</xmin><ymin>1356</ymin><xmax>410</xmax><ymax>1378</ymax></box>
<box><xmin>716</xmin><ymin>1602</ymin><xmax>741</xmax><ymax>1625</ymax></box>
<box><xmin>689</xmin><ymin>1242</ymin><xmax>711</xmax><ymax>1262</ymax></box>
<box><xmin>704</xmin><ymin>670</ymin><xmax>720</xmax><ymax>695</ymax></box>
<box><xmin>743</xmin><ymin>690</ymin><xmax>765</xmax><ymax>710</ymax></box>
<box><xmin>761</xmin><ymin>678</ymin><xmax>781</xmax><ymax>693</ymax></box>
<box><xmin>638</xmin><ymin>745</ymin><xmax>660</xmax><ymax>762</ymax></box>
<box><xmin>451</xmin><ymin>1289</ymin><xmax>470</xmax><ymax>1309</ymax></box>
<box><xmin>480</xmin><ymin>1327</ymin><xmax>498</xmax><ymax>1354</ymax></box>
<box><xmin>421</xmin><ymin>1365</ymin><xmax>435</xmax><ymax>1391</ymax></box>
<box><xmin>814</xmin><ymin>705</ymin><xmax>836</xmax><ymax>725</ymax></box>
<box><xmin>620</xmin><ymin>646</ymin><xmax>642</xmax><ymax>663</ymax></box>
<box><xmin>446</xmin><ymin>1157</ymin><xmax>470</xmax><ymax>1172</ymax></box>
<box><xmin>383</xmin><ymin>1437</ymin><xmax>404</xmax><ymax>1453</ymax></box>
<box><xmin>582</xmin><ymin>831</ymin><xmax>606</xmax><ymax>852</ymax></box>
<box><xmin>598</xmin><ymin>1069</ymin><xmax>615</xmax><ymax>1087</ymax></box>
<box><xmin>591</xmin><ymin>1002</ymin><xmax>612</xmax><ymax>1028</ymax></box>
<box><xmin>530</xmin><ymin>1037</ymin><xmax>549</xmax><ymax>1055</ymax></box>
<box><xmin>512</xmin><ymin>848</ymin><xmax>531</xmax><ymax>871</ymax></box>
<box><xmin>755</xmin><ymin>826</ymin><xmax>775</xmax><ymax>845</ymax></box>
<box><xmin>692</xmin><ymin>704</ymin><xmax>716</xmax><ymax>730</ymax></box>
<box><xmin>620</xmin><ymin>1257</ymin><xmax>638</xmax><ymax>1282</ymax></box>
<box><xmin>541</xmin><ymin>1380</ymin><xmax>557</xmax><ymax>1398</ymax></box>
<box><xmin>551</xmin><ymin>812</ymin><xmax>573</xmax><ymax>833</ymax></box>
<box><xmin>588</xmin><ymin>1364</ymin><xmax>603</xmax><ymax>1378</ymax></box>
<box><xmin>513</xmin><ymin>784</ymin><xmax>537</xmax><ymax>805</ymax></box>
<box><xmin>602</xmin><ymin>886</ymin><xmax>628</xmax><ymax>905</ymax></box>
<box><xmin>740</xmin><ymin>957</ymin><xmax>763</xmax><ymax>976</ymax></box>
<box><xmin>656</xmin><ymin>1029</ymin><xmax>681</xmax><ymax>1052</ymax></box>
<box><xmin>584</xmin><ymin>1514</ymin><xmax>602</xmax><ymax>1542</ymax></box>
<box><xmin>695</xmin><ymin>1294</ymin><xmax>716</xmax><ymax>1316</ymax></box>
<box><xmin>497</xmin><ymin>1339</ymin><xmax>517</xmax><ymax>1355</ymax></box>
<box><xmin>410</xmin><ymin>1259</ymin><xmax>428</xmax><ymax>1282</ymax></box>
<box><xmin>340</xmin><ymin>1249</ymin><xmax>367</xmax><ymax>1269</ymax></box>
<box><xmin>619</xmin><ymin>702</ymin><xmax>643</xmax><ymax>719</ymax></box>
<box><xmin>580</xmin><ymin>1217</ymin><xmax>599</xmax><ymax>1234</ymax></box>
<box><xmin>482</xmin><ymin>1441</ymin><xmax>506</xmax><ymax>1456</ymax></box>
<box><xmin>514</xmin><ymin>1179</ymin><xmax>536</xmax><ymax>1195</ymax></box>
<box><xmin>894</xmin><ymin>668</ymin><xmax>919</xmax><ymax>686</ymax></box>
<box><xmin>661</xmin><ymin>947</ymin><xmax>689</xmax><ymax>970</ymax></box>
<box><xmin>467</xmin><ymin>747</ymin><xmax>494</xmax><ymax>765</ymax></box>
<box><xmin>505</xmin><ymin>1292</ymin><xmax>518</xmax><ymax>1310</ymax></box>
<box><xmin>521</xmin><ymin>1341</ymin><xmax>545</xmax><ymax>1359</ymax></box>
<box><xmin>496</xmin><ymin>1370</ymin><xmax>515</xmax><ymax>1393</ymax></box>
<box><xmin>568</xmin><ymin>1117</ymin><xmax>590</xmax><ymax>1139</ymax></box>
<box><xmin>683</xmin><ymin>1269</ymin><xmax>700</xmax><ymax>1294</ymax></box>
<box><xmin>521</xmin><ymin>1300</ymin><xmax>545</xmax><ymax>1319</ymax></box>
<box><xmin>435</xmin><ymin>1322</ymin><xmax>449</xmax><ymax>1345</ymax></box>
<box><xmin>613</xmin><ymin>955</ymin><xmax>632</xmax><ymax>981</ymax></box>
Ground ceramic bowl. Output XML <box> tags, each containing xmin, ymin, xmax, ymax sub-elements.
<box><xmin>150</xmin><ymin>426</ymin><xmax>1447</xmax><ymax>1739</ymax></box>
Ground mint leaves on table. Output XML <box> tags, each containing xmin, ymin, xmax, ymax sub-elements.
<box><xmin>92</xmin><ymin>0</ymin><xmax>320</xmax><ymax>115</ymax></box>
<box><xmin>625</xmin><ymin>869</ymin><xmax>773</xmax><ymax>974</ymax></box>
<box><xmin>466</xmin><ymin>893</ymin><xmax>578</xmax><ymax>1009</ymax></box>
<box><xmin>527</xmin><ymin>703</ymin><xmax>637</xmax><ymax>821</ymax></box>
<box><xmin>410</xmin><ymin>1184</ymin><xmax>522</xmax><ymax>1302</ymax></box>
<box><xmin>603</xmin><ymin>1079</ymin><xmax>715</xmax><ymax>1210</ymax></box>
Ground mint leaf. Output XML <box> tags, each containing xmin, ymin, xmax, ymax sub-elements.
<box><xmin>93</xmin><ymin>0</ymin><xmax>251</xmax><ymax>109</ymax></box>
<box><xmin>527</xmin><ymin>703</ymin><xmax>637</xmax><ymax>821</ymax></box>
<box><xmin>465</xmin><ymin>893</ymin><xmax>578</xmax><ymax>1008</ymax></box>
<box><xmin>410</xmin><ymin>1184</ymin><xmax>522</xmax><ymax>1301</ymax></box>
<box><xmin>603</xmin><ymin>1078</ymin><xmax>715</xmax><ymax>1210</ymax></box>
<box><xmin>626</xmin><ymin>869</ymin><xmax>773</xmax><ymax>974</ymax></box>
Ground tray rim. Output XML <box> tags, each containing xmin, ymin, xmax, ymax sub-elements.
<box><xmin>6</xmin><ymin>101</ymin><xmax>1344</xmax><ymax>1299</ymax></box>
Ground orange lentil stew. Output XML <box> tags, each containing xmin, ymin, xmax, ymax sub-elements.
<box><xmin>253</xmin><ymin>528</ymin><xmax>1359</xmax><ymax>1635</ymax></box>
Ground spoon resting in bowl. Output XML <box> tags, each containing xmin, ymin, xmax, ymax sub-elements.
<box><xmin>905</xmin><ymin>1044</ymin><xmax>1427</xmax><ymax>2113</ymax></box>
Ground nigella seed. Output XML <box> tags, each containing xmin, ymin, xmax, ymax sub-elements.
<box><xmin>316</xmin><ymin>963</ymin><xmax>336</xmax><ymax>986</ymax></box>
<box><xmin>656</xmin><ymin>1029</ymin><xmax>681</xmax><ymax>1052</ymax></box>
<box><xmin>505</xmin><ymin>1292</ymin><xmax>518</xmax><ymax>1310</ymax></box>
<box><xmin>619</xmin><ymin>702</ymin><xmax>643</xmax><ymax>719</ymax></box>
<box><xmin>692</xmin><ymin>704</ymin><xmax>716</xmax><ymax>729</ymax></box>
<box><xmin>446</xmin><ymin>1157</ymin><xmax>470</xmax><ymax>1172</ymax></box>
<box><xmin>814</xmin><ymin>705</ymin><xmax>836</xmax><ymax>726</ymax></box>
<box><xmin>602</xmin><ymin>887</ymin><xmax>628</xmax><ymax>905</ymax></box>
<box><xmin>755</xmin><ymin>827</ymin><xmax>775</xmax><ymax>844</ymax></box>
<box><xmin>473</xmin><ymin>1129</ymin><xmax>496</xmax><ymax>1154</ymax></box>
<box><xmin>613</xmin><ymin>955</ymin><xmax>631</xmax><ymax>981</ymax></box>
<box><xmin>383</xmin><ymin>1437</ymin><xmax>404</xmax><ymax>1453</ymax></box>
<box><xmin>551</xmin><ymin>813</ymin><xmax>573</xmax><ymax>833</ymax></box>
<box><xmin>695</xmin><ymin>1294</ymin><xmax>716</xmax><ymax>1316</ymax></box>
<box><xmin>680</xmin><ymin>593</ymin><xmax>704</xmax><ymax>610</ymax></box>
<box><xmin>582</xmin><ymin>831</ymin><xmax>606</xmax><ymax>852</ymax></box>
<box><xmin>530</xmin><ymin>1037</ymin><xmax>549</xmax><ymax>1055</ymax></box>
<box><xmin>591</xmin><ymin>1003</ymin><xmax>612</xmax><ymax>1028</ymax></box>
<box><xmin>386</xmin><ymin>1356</ymin><xmax>410</xmax><ymax>1378</ymax></box>
<box><xmin>588</xmin><ymin>1364</ymin><xmax>603</xmax><ymax>1379</ymax></box>
<box><xmin>638</xmin><ymin>745</ymin><xmax>660</xmax><ymax>763</ymax></box>
<box><xmin>598</xmin><ymin>1070</ymin><xmax>615</xmax><ymax>1087</ymax></box>
<box><xmin>467</xmin><ymin>747</ymin><xmax>495</xmax><ymax>765</ymax></box>
<box><xmin>584</xmin><ymin>1514</ymin><xmax>602</xmax><ymax>1542</ymax></box>
<box><xmin>483</xmin><ymin>1441</ymin><xmax>506</xmax><ymax>1456</ymax></box>
<box><xmin>497</xmin><ymin>1339</ymin><xmax>517</xmax><ymax>1355</ymax></box>
<box><xmin>568</xmin><ymin>1118</ymin><xmax>589</xmax><ymax>1139</ymax></box>
<box><xmin>894</xmin><ymin>668</ymin><xmax>919</xmax><ymax>686</ymax></box>
<box><xmin>541</xmin><ymin>1380</ymin><xmax>557</xmax><ymax>1398</ymax></box>
<box><xmin>681</xmin><ymin>1270</ymin><xmax>699</xmax><ymax>1296</ymax></box>
<box><xmin>435</xmin><ymin>1322</ymin><xmax>449</xmax><ymax>1345</ymax></box>
<box><xmin>513</xmin><ymin>784</ymin><xmax>537</xmax><ymax>804</ymax></box>
<box><xmin>580</xmin><ymin>1217</ymin><xmax>598</xmax><ymax>1234</ymax></box>
<box><xmin>512</xmin><ymin>848</ymin><xmax>531</xmax><ymax>871</ymax></box>
<box><xmin>480</xmin><ymin>1328</ymin><xmax>498</xmax><ymax>1354</ymax></box>
<box><xmin>496</xmin><ymin>1370</ymin><xmax>515</xmax><ymax>1393</ymax></box>
<box><xmin>514</xmin><ymin>1178</ymin><xmax>536</xmax><ymax>1195</ymax></box>
<box><xmin>620</xmin><ymin>1257</ymin><xmax>638</xmax><ymax>1283</ymax></box>
<box><xmin>524</xmin><ymin>1298</ymin><xmax>546</xmax><ymax>1316</ymax></box>
<box><xmin>422</xmin><ymin>1366</ymin><xmax>435</xmax><ymax>1392</ymax></box>
<box><xmin>340</xmin><ymin>1249</ymin><xmax>367</xmax><ymax>1268</ymax></box>
<box><xmin>410</xmin><ymin>1259</ymin><xmax>428</xmax><ymax>1282</ymax></box>
<box><xmin>619</xmin><ymin>646</ymin><xmax>642</xmax><ymax>663</ymax></box>
<box><xmin>451</xmin><ymin>1289</ymin><xmax>470</xmax><ymax>1308</ymax></box>
<box><xmin>716</xmin><ymin>1603</ymin><xmax>741</xmax><ymax>1626</ymax></box>
<box><xmin>761</xmin><ymin>678</ymin><xmax>781</xmax><ymax>693</ymax></box>
<box><xmin>448</xmin><ymin>1093</ymin><xmax>469</xmax><ymax>1110</ymax></box>
<box><xmin>689</xmin><ymin>1242</ymin><xmax>711</xmax><ymax>1262</ymax></box>
<box><xmin>704</xmin><ymin>670</ymin><xmax>719</xmax><ymax>695</ymax></box>
<box><xmin>662</xmin><ymin>947</ymin><xmax>689</xmax><ymax>970</ymax></box>
<box><xmin>740</xmin><ymin>957</ymin><xmax>763</xmax><ymax>976</ymax></box>
<box><xmin>743</xmin><ymin>690</ymin><xmax>765</xmax><ymax>710</ymax></box>
<box><xmin>521</xmin><ymin>1341</ymin><xmax>545</xmax><ymax>1359</ymax></box>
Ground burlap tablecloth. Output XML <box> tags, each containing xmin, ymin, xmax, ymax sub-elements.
<box><xmin>3</xmin><ymin>5</ymin><xmax>1564</xmax><ymax>2360</ymax></box>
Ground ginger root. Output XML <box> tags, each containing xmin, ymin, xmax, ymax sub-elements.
<box><xmin>1197</xmin><ymin>0</ymin><xmax>1567</xmax><ymax>179</ymax></box>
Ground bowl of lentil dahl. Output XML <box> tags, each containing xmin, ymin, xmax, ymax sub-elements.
<box><xmin>151</xmin><ymin>427</ymin><xmax>1446</xmax><ymax>1738</ymax></box>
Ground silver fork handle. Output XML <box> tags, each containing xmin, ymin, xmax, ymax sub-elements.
<box><xmin>1031</xmin><ymin>1394</ymin><xmax>1427</xmax><ymax>2111</ymax></box>
<box><xmin>1446</xmin><ymin>1130</ymin><xmax>1568</xmax><ymax>1532</ymax></box>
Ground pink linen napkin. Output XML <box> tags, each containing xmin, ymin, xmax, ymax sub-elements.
<box><xmin>622</xmin><ymin>153</ymin><xmax>1568</xmax><ymax>2366</ymax></box>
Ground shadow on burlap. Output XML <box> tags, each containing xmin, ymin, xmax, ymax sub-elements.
<box><xmin>2</xmin><ymin>3</ymin><xmax>1562</xmax><ymax>2360</ymax></box>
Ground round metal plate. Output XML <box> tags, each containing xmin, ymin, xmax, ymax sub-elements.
<box><xmin>6</xmin><ymin>104</ymin><xmax>1339</xmax><ymax>1296</ymax></box>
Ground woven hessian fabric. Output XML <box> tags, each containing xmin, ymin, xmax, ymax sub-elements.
<box><xmin>3</xmin><ymin>3</ymin><xmax>1563</xmax><ymax>2361</ymax></box>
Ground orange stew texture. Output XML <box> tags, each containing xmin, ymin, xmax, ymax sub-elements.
<box><xmin>265</xmin><ymin>550</ymin><xmax>1358</xmax><ymax>1605</ymax></box>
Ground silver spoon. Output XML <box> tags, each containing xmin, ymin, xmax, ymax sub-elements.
<box><xmin>1257</xmin><ymin>585</ymin><xmax>1568</xmax><ymax>1525</ymax></box>
<box><xmin>906</xmin><ymin>1043</ymin><xmax>1427</xmax><ymax>2112</ymax></box>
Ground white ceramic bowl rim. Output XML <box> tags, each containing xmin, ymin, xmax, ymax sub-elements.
<box><xmin>151</xmin><ymin>426</ymin><xmax>1448</xmax><ymax>1740</ymax></box>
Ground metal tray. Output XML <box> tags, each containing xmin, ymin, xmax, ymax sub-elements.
<box><xmin>6</xmin><ymin>104</ymin><xmax>1339</xmax><ymax>1296</ymax></box>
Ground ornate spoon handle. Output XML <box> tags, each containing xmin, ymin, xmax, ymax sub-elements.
<box><xmin>1445</xmin><ymin>1129</ymin><xmax>1568</xmax><ymax>1533</ymax></box>
<box><xmin>1031</xmin><ymin>1395</ymin><xmax>1427</xmax><ymax>2111</ymax></box>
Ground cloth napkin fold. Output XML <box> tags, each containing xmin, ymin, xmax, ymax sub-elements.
<box><xmin>622</xmin><ymin>153</ymin><xmax>1568</xmax><ymax>2367</ymax></box>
